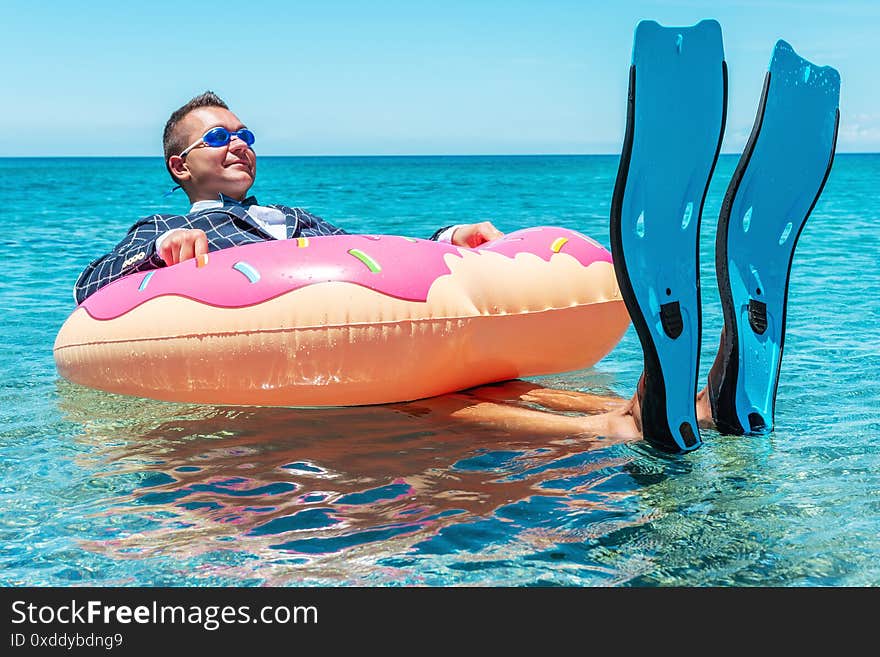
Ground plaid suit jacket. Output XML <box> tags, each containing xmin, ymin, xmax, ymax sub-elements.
<box><xmin>74</xmin><ymin>203</ymin><xmax>455</xmax><ymax>304</ymax></box>
<box><xmin>74</xmin><ymin>204</ymin><xmax>357</xmax><ymax>304</ymax></box>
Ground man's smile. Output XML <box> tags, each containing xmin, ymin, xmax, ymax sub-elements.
<box><xmin>226</xmin><ymin>160</ymin><xmax>253</xmax><ymax>174</ymax></box>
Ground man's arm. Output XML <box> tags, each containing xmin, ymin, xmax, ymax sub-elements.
<box><xmin>291</xmin><ymin>208</ymin><xmax>349</xmax><ymax>237</ymax></box>
<box><xmin>73</xmin><ymin>214</ymin><xmax>174</xmax><ymax>304</ymax></box>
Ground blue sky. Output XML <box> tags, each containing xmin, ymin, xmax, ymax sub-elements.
<box><xmin>1</xmin><ymin>0</ymin><xmax>875</xmax><ymax>156</ymax></box>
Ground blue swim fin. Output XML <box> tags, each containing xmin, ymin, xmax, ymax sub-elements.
<box><xmin>708</xmin><ymin>41</ymin><xmax>840</xmax><ymax>435</ymax></box>
<box><xmin>610</xmin><ymin>20</ymin><xmax>727</xmax><ymax>452</ymax></box>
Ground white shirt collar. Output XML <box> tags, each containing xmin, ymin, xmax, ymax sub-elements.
<box><xmin>189</xmin><ymin>193</ymin><xmax>256</xmax><ymax>214</ymax></box>
<box><xmin>188</xmin><ymin>194</ymin><xmax>287</xmax><ymax>226</ymax></box>
<box><xmin>189</xmin><ymin>198</ymin><xmax>224</xmax><ymax>213</ymax></box>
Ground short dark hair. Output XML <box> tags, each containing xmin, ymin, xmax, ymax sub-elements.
<box><xmin>163</xmin><ymin>91</ymin><xmax>229</xmax><ymax>182</ymax></box>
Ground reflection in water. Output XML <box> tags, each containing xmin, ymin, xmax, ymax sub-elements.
<box><xmin>56</xmin><ymin>380</ymin><xmax>656</xmax><ymax>585</ymax></box>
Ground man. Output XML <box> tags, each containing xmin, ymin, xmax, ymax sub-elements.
<box><xmin>74</xmin><ymin>91</ymin><xmax>503</xmax><ymax>304</ymax></box>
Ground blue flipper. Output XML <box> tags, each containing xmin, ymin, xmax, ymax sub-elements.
<box><xmin>610</xmin><ymin>20</ymin><xmax>727</xmax><ymax>452</ymax></box>
<box><xmin>708</xmin><ymin>41</ymin><xmax>840</xmax><ymax>435</ymax></box>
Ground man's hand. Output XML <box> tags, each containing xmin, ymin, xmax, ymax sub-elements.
<box><xmin>451</xmin><ymin>221</ymin><xmax>504</xmax><ymax>248</ymax></box>
<box><xmin>158</xmin><ymin>228</ymin><xmax>209</xmax><ymax>266</ymax></box>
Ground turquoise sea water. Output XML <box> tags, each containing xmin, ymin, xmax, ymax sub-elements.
<box><xmin>2</xmin><ymin>154</ymin><xmax>879</xmax><ymax>586</ymax></box>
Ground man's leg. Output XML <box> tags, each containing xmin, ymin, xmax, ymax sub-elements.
<box><xmin>403</xmin><ymin>384</ymin><xmax>641</xmax><ymax>442</ymax></box>
<box><xmin>465</xmin><ymin>380</ymin><xmax>629</xmax><ymax>414</ymax></box>
<box><xmin>461</xmin><ymin>380</ymin><xmax>716</xmax><ymax>442</ymax></box>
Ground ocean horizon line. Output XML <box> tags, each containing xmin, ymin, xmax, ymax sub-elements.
<box><xmin>0</xmin><ymin>151</ymin><xmax>876</xmax><ymax>159</ymax></box>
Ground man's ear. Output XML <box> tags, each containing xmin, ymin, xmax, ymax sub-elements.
<box><xmin>168</xmin><ymin>155</ymin><xmax>190</xmax><ymax>183</ymax></box>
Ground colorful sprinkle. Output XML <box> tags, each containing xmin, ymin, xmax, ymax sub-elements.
<box><xmin>138</xmin><ymin>271</ymin><xmax>155</xmax><ymax>292</ymax></box>
<box><xmin>348</xmin><ymin>249</ymin><xmax>381</xmax><ymax>273</ymax></box>
<box><xmin>196</xmin><ymin>253</ymin><xmax>209</xmax><ymax>268</ymax></box>
<box><xmin>551</xmin><ymin>237</ymin><xmax>569</xmax><ymax>253</ymax></box>
<box><xmin>296</xmin><ymin>237</ymin><xmax>309</xmax><ymax>248</ymax></box>
<box><xmin>232</xmin><ymin>261</ymin><xmax>261</xmax><ymax>283</ymax></box>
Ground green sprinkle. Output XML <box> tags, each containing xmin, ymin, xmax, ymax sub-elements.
<box><xmin>348</xmin><ymin>248</ymin><xmax>382</xmax><ymax>273</ymax></box>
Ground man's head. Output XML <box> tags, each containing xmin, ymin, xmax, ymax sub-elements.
<box><xmin>163</xmin><ymin>91</ymin><xmax>256</xmax><ymax>202</ymax></box>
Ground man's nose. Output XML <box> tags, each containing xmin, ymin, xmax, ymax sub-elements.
<box><xmin>228</xmin><ymin>136</ymin><xmax>250</xmax><ymax>154</ymax></box>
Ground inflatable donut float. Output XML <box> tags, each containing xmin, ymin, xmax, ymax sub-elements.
<box><xmin>54</xmin><ymin>227</ymin><xmax>630</xmax><ymax>406</ymax></box>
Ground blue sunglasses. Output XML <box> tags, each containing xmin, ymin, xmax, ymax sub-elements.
<box><xmin>179</xmin><ymin>127</ymin><xmax>255</xmax><ymax>158</ymax></box>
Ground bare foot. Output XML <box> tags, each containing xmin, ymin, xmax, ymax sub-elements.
<box><xmin>602</xmin><ymin>393</ymin><xmax>642</xmax><ymax>440</ymax></box>
<box><xmin>696</xmin><ymin>386</ymin><xmax>715</xmax><ymax>430</ymax></box>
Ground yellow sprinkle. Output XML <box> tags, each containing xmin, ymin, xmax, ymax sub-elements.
<box><xmin>196</xmin><ymin>253</ymin><xmax>209</xmax><ymax>268</ymax></box>
<box><xmin>551</xmin><ymin>237</ymin><xmax>568</xmax><ymax>253</ymax></box>
<box><xmin>296</xmin><ymin>237</ymin><xmax>310</xmax><ymax>248</ymax></box>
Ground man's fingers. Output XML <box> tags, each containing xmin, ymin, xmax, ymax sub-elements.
<box><xmin>158</xmin><ymin>229</ymin><xmax>207</xmax><ymax>265</ymax></box>
<box><xmin>481</xmin><ymin>222</ymin><xmax>504</xmax><ymax>241</ymax></box>
<box><xmin>194</xmin><ymin>231</ymin><xmax>209</xmax><ymax>258</ymax></box>
<box><xmin>159</xmin><ymin>237</ymin><xmax>177</xmax><ymax>265</ymax></box>
<box><xmin>469</xmin><ymin>221</ymin><xmax>504</xmax><ymax>247</ymax></box>
<box><xmin>178</xmin><ymin>237</ymin><xmax>196</xmax><ymax>263</ymax></box>
<box><xmin>159</xmin><ymin>229</ymin><xmax>183</xmax><ymax>265</ymax></box>
<box><xmin>490</xmin><ymin>226</ymin><xmax>504</xmax><ymax>239</ymax></box>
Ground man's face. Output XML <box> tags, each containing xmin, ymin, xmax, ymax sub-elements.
<box><xmin>170</xmin><ymin>106</ymin><xmax>256</xmax><ymax>201</ymax></box>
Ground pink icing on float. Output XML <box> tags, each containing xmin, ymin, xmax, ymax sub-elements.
<box><xmin>81</xmin><ymin>227</ymin><xmax>612</xmax><ymax>319</ymax></box>
<box><xmin>55</xmin><ymin>227</ymin><xmax>630</xmax><ymax>406</ymax></box>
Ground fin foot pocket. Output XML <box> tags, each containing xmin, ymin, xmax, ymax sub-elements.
<box><xmin>748</xmin><ymin>299</ymin><xmax>768</xmax><ymax>334</ymax></box>
<box><xmin>660</xmin><ymin>301</ymin><xmax>683</xmax><ymax>339</ymax></box>
<box><xmin>679</xmin><ymin>422</ymin><xmax>698</xmax><ymax>448</ymax></box>
<box><xmin>748</xmin><ymin>412</ymin><xmax>768</xmax><ymax>434</ymax></box>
